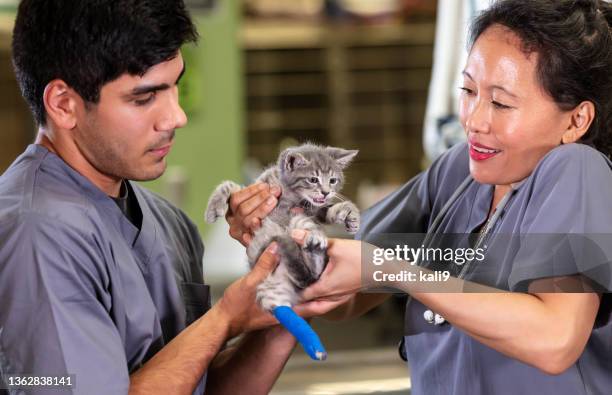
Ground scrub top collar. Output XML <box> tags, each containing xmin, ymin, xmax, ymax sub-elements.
<box><xmin>30</xmin><ymin>144</ymin><xmax>158</xmax><ymax>270</ymax></box>
<box><xmin>466</xmin><ymin>177</ymin><xmax>527</xmax><ymax>234</ymax></box>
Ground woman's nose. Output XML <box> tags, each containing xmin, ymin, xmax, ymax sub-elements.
<box><xmin>465</xmin><ymin>99</ymin><xmax>490</xmax><ymax>134</ymax></box>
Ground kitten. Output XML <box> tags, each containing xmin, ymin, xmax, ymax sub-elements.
<box><xmin>205</xmin><ymin>143</ymin><xmax>360</xmax><ymax>311</ymax></box>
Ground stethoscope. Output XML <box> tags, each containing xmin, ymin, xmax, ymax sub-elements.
<box><xmin>416</xmin><ymin>175</ymin><xmax>518</xmax><ymax>325</ymax></box>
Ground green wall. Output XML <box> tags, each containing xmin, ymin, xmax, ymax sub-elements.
<box><xmin>142</xmin><ymin>1</ymin><xmax>244</xmax><ymax>237</ymax></box>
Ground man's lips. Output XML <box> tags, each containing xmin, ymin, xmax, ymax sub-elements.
<box><xmin>149</xmin><ymin>144</ymin><xmax>172</xmax><ymax>156</ymax></box>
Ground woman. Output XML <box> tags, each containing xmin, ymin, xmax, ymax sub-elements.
<box><xmin>229</xmin><ymin>0</ymin><xmax>612</xmax><ymax>393</ymax></box>
<box><xmin>295</xmin><ymin>1</ymin><xmax>612</xmax><ymax>394</ymax></box>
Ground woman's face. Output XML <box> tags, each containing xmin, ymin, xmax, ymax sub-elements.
<box><xmin>459</xmin><ymin>24</ymin><xmax>571</xmax><ymax>186</ymax></box>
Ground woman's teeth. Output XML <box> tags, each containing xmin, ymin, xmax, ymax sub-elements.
<box><xmin>472</xmin><ymin>145</ymin><xmax>500</xmax><ymax>154</ymax></box>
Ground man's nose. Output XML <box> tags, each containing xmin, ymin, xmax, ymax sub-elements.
<box><xmin>156</xmin><ymin>92</ymin><xmax>187</xmax><ymax>131</ymax></box>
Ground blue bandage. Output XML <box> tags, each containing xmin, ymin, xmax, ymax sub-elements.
<box><xmin>273</xmin><ymin>306</ymin><xmax>327</xmax><ymax>361</ymax></box>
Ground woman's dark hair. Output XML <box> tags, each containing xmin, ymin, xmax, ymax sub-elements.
<box><xmin>11</xmin><ymin>0</ymin><xmax>198</xmax><ymax>126</ymax></box>
<box><xmin>469</xmin><ymin>0</ymin><xmax>612</xmax><ymax>158</ymax></box>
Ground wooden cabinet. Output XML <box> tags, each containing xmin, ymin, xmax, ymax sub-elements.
<box><xmin>0</xmin><ymin>15</ymin><xmax>34</xmax><ymax>173</ymax></box>
<box><xmin>242</xmin><ymin>21</ymin><xmax>435</xmax><ymax>196</ymax></box>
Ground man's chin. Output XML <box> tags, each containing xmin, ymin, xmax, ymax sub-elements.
<box><xmin>127</xmin><ymin>162</ymin><xmax>167</xmax><ymax>182</ymax></box>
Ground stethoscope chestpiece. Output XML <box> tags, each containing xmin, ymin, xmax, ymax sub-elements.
<box><xmin>424</xmin><ymin>309</ymin><xmax>446</xmax><ymax>325</ymax></box>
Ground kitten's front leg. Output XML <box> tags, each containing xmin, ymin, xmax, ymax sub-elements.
<box><xmin>325</xmin><ymin>202</ymin><xmax>360</xmax><ymax>234</ymax></box>
<box><xmin>205</xmin><ymin>180</ymin><xmax>242</xmax><ymax>223</ymax></box>
<box><xmin>289</xmin><ymin>215</ymin><xmax>327</xmax><ymax>250</ymax></box>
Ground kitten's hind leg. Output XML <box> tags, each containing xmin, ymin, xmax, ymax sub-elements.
<box><xmin>255</xmin><ymin>264</ymin><xmax>301</xmax><ymax>311</ymax></box>
<box><xmin>205</xmin><ymin>181</ymin><xmax>242</xmax><ymax>223</ymax></box>
<box><xmin>289</xmin><ymin>214</ymin><xmax>328</xmax><ymax>281</ymax></box>
<box><xmin>246</xmin><ymin>219</ymin><xmax>285</xmax><ymax>268</ymax></box>
<box><xmin>249</xmin><ymin>222</ymin><xmax>317</xmax><ymax>308</ymax></box>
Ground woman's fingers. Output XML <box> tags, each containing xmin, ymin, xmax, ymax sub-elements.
<box><xmin>291</xmin><ymin>229</ymin><xmax>308</xmax><ymax>245</ymax></box>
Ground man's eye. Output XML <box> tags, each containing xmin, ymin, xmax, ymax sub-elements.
<box><xmin>134</xmin><ymin>93</ymin><xmax>156</xmax><ymax>106</ymax></box>
<box><xmin>329</xmin><ymin>178</ymin><xmax>338</xmax><ymax>185</ymax></box>
<box><xmin>308</xmin><ymin>177</ymin><xmax>319</xmax><ymax>184</ymax></box>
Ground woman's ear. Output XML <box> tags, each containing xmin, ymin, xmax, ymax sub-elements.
<box><xmin>561</xmin><ymin>101</ymin><xmax>595</xmax><ymax>144</ymax></box>
<box><xmin>43</xmin><ymin>79</ymin><xmax>80</xmax><ymax>130</ymax></box>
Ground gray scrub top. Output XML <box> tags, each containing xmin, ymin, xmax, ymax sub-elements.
<box><xmin>357</xmin><ymin>142</ymin><xmax>612</xmax><ymax>395</ymax></box>
<box><xmin>0</xmin><ymin>145</ymin><xmax>210</xmax><ymax>395</ymax></box>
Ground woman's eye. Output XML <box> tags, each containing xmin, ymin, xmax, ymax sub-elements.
<box><xmin>460</xmin><ymin>87</ymin><xmax>475</xmax><ymax>95</ymax></box>
<box><xmin>308</xmin><ymin>177</ymin><xmax>319</xmax><ymax>184</ymax></box>
<box><xmin>492</xmin><ymin>101</ymin><xmax>512</xmax><ymax>110</ymax></box>
<box><xmin>329</xmin><ymin>178</ymin><xmax>338</xmax><ymax>185</ymax></box>
<box><xmin>134</xmin><ymin>93</ymin><xmax>156</xmax><ymax>106</ymax></box>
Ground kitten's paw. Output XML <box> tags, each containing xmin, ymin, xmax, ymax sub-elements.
<box><xmin>304</xmin><ymin>231</ymin><xmax>328</xmax><ymax>251</ymax></box>
<box><xmin>205</xmin><ymin>203</ymin><xmax>228</xmax><ymax>223</ymax></box>
<box><xmin>345</xmin><ymin>212</ymin><xmax>360</xmax><ymax>234</ymax></box>
<box><xmin>205</xmin><ymin>181</ymin><xmax>241</xmax><ymax>223</ymax></box>
<box><xmin>328</xmin><ymin>202</ymin><xmax>360</xmax><ymax>234</ymax></box>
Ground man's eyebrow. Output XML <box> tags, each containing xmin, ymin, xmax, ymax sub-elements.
<box><xmin>461</xmin><ymin>70</ymin><xmax>518</xmax><ymax>98</ymax></box>
<box><xmin>130</xmin><ymin>83</ymin><xmax>170</xmax><ymax>96</ymax></box>
<box><xmin>128</xmin><ymin>62</ymin><xmax>186</xmax><ymax>96</ymax></box>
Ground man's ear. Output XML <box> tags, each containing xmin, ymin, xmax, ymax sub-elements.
<box><xmin>561</xmin><ymin>101</ymin><xmax>595</xmax><ymax>144</ymax></box>
<box><xmin>43</xmin><ymin>79</ymin><xmax>81</xmax><ymax>129</ymax></box>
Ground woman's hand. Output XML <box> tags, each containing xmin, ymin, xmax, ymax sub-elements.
<box><xmin>291</xmin><ymin>230</ymin><xmax>364</xmax><ymax>301</ymax></box>
<box><xmin>291</xmin><ymin>230</ymin><xmax>389</xmax><ymax>321</ymax></box>
<box><xmin>225</xmin><ymin>183</ymin><xmax>281</xmax><ymax>246</ymax></box>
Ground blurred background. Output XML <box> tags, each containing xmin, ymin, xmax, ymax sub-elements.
<box><xmin>0</xmin><ymin>0</ymin><xmax>480</xmax><ymax>393</ymax></box>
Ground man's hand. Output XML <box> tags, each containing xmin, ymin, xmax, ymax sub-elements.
<box><xmin>226</xmin><ymin>183</ymin><xmax>281</xmax><ymax>246</ymax></box>
<box><xmin>215</xmin><ymin>242</ymin><xmax>281</xmax><ymax>338</ymax></box>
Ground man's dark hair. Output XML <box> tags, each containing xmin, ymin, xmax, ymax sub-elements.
<box><xmin>11</xmin><ymin>0</ymin><xmax>198</xmax><ymax>126</ymax></box>
<box><xmin>469</xmin><ymin>0</ymin><xmax>612</xmax><ymax>158</ymax></box>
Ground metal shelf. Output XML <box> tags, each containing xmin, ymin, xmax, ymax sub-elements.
<box><xmin>241</xmin><ymin>20</ymin><xmax>434</xmax><ymax>190</ymax></box>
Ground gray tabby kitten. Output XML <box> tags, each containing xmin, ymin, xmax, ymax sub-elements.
<box><xmin>205</xmin><ymin>144</ymin><xmax>360</xmax><ymax>311</ymax></box>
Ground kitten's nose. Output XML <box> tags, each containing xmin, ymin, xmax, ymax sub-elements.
<box><xmin>321</xmin><ymin>191</ymin><xmax>330</xmax><ymax>197</ymax></box>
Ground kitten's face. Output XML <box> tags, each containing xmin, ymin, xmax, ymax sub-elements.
<box><xmin>278</xmin><ymin>145</ymin><xmax>358</xmax><ymax>207</ymax></box>
<box><xmin>298</xmin><ymin>168</ymin><xmax>342</xmax><ymax>207</ymax></box>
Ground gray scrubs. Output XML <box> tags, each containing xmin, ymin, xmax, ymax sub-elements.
<box><xmin>0</xmin><ymin>145</ymin><xmax>210</xmax><ymax>395</ymax></box>
<box><xmin>357</xmin><ymin>142</ymin><xmax>612</xmax><ymax>395</ymax></box>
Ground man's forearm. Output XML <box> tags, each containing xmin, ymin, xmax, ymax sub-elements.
<box><xmin>129</xmin><ymin>305</ymin><xmax>230</xmax><ymax>395</ymax></box>
<box><xmin>206</xmin><ymin>325</ymin><xmax>296</xmax><ymax>395</ymax></box>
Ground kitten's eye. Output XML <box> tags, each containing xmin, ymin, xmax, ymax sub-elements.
<box><xmin>308</xmin><ymin>177</ymin><xmax>319</xmax><ymax>184</ymax></box>
<box><xmin>329</xmin><ymin>178</ymin><xmax>338</xmax><ymax>185</ymax></box>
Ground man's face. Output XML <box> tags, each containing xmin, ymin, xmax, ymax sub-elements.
<box><xmin>74</xmin><ymin>52</ymin><xmax>187</xmax><ymax>182</ymax></box>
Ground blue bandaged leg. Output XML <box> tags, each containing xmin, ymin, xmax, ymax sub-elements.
<box><xmin>273</xmin><ymin>306</ymin><xmax>327</xmax><ymax>361</ymax></box>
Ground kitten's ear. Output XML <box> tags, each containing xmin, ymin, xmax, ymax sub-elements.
<box><xmin>326</xmin><ymin>147</ymin><xmax>358</xmax><ymax>169</ymax></box>
<box><xmin>279</xmin><ymin>149</ymin><xmax>309</xmax><ymax>172</ymax></box>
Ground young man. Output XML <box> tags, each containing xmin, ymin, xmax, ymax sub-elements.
<box><xmin>0</xmin><ymin>1</ymin><xmax>340</xmax><ymax>394</ymax></box>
